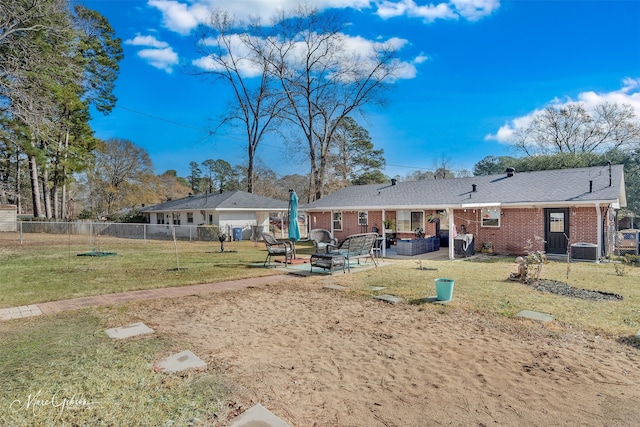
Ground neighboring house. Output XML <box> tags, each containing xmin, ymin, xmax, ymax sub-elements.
<box><xmin>141</xmin><ymin>190</ymin><xmax>289</xmax><ymax>240</ymax></box>
<box><xmin>303</xmin><ymin>165</ymin><xmax>627</xmax><ymax>260</ymax></box>
<box><xmin>0</xmin><ymin>204</ymin><xmax>17</xmax><ymax>232</ymax></box>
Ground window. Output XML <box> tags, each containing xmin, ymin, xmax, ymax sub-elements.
<box><xmin>332</xmin><ymin>212</ymin><xmax>342</xmax><ymax>230</ymax></box>
<box><xmin>481</xmin><ymin>207</ymin><xmax>500</xmax><ymax>227</ymax></box>
<box><xmin>358</xmin><ymin>211</ymin><xmax>368</xmax><ymax>226</ymax></box>
<box><xmin>187</xmin><ymin>212</ymin><xmax>194</xmax><ymax>224</ymax></box>
<box><xmin>397</xmin><ymin>210</ymin><xmax>424</xmax><ymax>232</ymax></box>
<box><xmin>549</xmin><ymin>212</ymin><xmax>564</xmax><ymax>232</ymax></box>
<box><xmin>156</xmin><ymin>213</ymin><xmax>164</xmax><ymax>224</ymax></box>
<box><xmin>172</xmin><ymin>212</ymin><xmax>181</xmax><ymax>225</ymax></box>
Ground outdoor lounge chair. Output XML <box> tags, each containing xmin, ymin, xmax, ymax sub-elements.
<box><xmin>325</xmin><ymin>232</ymin><xmax>378</xmax><ymax>272</ymax></box>
<box><xmin>261</xmin><ymin>232</ymin><xmax>293</xmax><ymax>266</ymax></box>
<box><xmin>309</xmin><ymin>228</ymin><xmax>338</xmax><ymax>251</ymax></box>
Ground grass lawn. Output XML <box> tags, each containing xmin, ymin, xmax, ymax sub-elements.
<box><xmin>1</xmin><ymin>232</ymin><xmax>639</xmax><ymax>425</ymax></box>
<box><xmin>0</xmin><ymin>233</ymin><xmax>285</xmax><ymax>308</ymax></box>
<box><xmin>0</xmin><ymin>310</ymin><xmax>229</xmax><ymax>426</ymax></box>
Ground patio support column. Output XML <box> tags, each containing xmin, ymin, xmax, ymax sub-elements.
<box><xmin>447</xmin><ymin>208</ymin><xmax>455</xmax><ymax>260</ymax></box>
<box><xmin>595</xmin><ymin>203</ymin><xmax>602</xmax><ymax>263</ymax></box>
<box><xmin>381</xmin><ymin>209</ymin><xmax>386</xmax><ymax>257</ymax></box>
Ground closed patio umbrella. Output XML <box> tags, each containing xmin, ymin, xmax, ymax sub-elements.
<box><xmin>288</xmin><ymin>190</ymin><xmax>301</xmax><ymax>258</ymax></box>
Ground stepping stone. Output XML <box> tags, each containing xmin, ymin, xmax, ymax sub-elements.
<box><xmin>517</xmin><ymin>310</ymin><xmax>554</xmax><ymax>323</ymax></box>
<box><xmin>105</xmin><ymin>322</ymin><xmax>154</xmax><ymax>339</ymax></box>
<box><xmin>323</xmin><ymin>284</ymin><xmax>347</xmax><ymax>291</ymax></box>
<box><xmin>231</xmin><ymin>403</ymin><xmax>290</xmax><ymax>427</ymax></box>
<box><xmin>422</xmin><ymin>296</ymin><xmax>449</xmax><ymax>304</ymax></box>
<box><xmin>374</xmin><ymin>294</ymin><xmax>402</xmax><ymax>304</ymax></box>
<box><xmin>367</xmin><ymin>286</ymin><xmax>387</xmax><ymax>291</ymax></box>
<box><xmin>156</xmin><ymin>350</ymin><xmax>207</xmax><ymax>373</ymax></box>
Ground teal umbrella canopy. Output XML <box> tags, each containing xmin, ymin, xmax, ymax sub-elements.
<box><xmin>288</xmin><ymin>190</ymin><xmax>301</xmax><ymax>241</ymax></box>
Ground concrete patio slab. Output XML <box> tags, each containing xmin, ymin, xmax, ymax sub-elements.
<box><xmin>231</xmin><ymin>403</ymin><xmax>290</xmax><ymax>427</ymax></box>
<box><xmin>517</xmin><ymin>310</ymin><xmax>554</xmax><ymax>322</ymax></box>
<box><xmin>156</xmin><ymin>350</ymin><xmax>207</xmax><ymax>373</ymax></box>
<box><xmin>105</xmin><ymin>322</ymin><xmax>154</xmax><ymax>339</ymax></box>
<box><xmin>374</xmin><ymin>294</ymin><xmax>402</xmax><ymax>304</ymax></box>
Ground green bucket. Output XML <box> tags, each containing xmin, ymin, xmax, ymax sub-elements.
<box><xmin>435</xmin><ymin>278</ymin><xmax>454</xmax><ymax>301</ymax></box>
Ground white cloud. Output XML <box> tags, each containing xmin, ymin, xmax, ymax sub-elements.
<box><xmin>148</xmin><ymin>0</ymin><xmax>372</xmax><ymax>34</ymax></box>
<box><xmin>194</xmin><ymin>33</ymin><xmax>265</xmax><ymax>77</ymax></box>
<box><xmin>485</xmin><ymin>78</ymin><xmax>640</xmax><ymax>143</ymax></box>
<box><xmin>138</xmin><ymin>47</ymin><xmax>179</xmax><ymax>73</ymax></box>
<box><xmin>192</xmin><ymin>55</ymin><xmax>263</xmax><ymax>77</ymax></box>
<box><xmin>375</xmin><ymin>0</ymin><xmax>499</xmax><ymax>22</ymax></box>
<box><xmin>147</xmin><ymin>0</ymin><xmax>501</xmax><ymax>37</ymax></box>
<box><xmin>450</xmin><ymin>0</ymin><xmax>501</xmax><ymax>21</ymax></box>
<box><xmin>148</xmin><ymin>0</ymin><xmax>209</xmax><ymax>34</ymax></box>
<box><xmin>125</xmin><ymin>35</ymin><xmax>169</xmax><ymax>48</ymax></box>
<box><xmin>193</xmin><ymin>31</ymin><xmax>421</xmax><ymax>82</ymax></box>
<box><xmin>413</xmin><ymin>53</ymin><xmax>429</xmax><ymax>64</ymax></box>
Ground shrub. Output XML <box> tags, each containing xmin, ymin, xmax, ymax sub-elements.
<box><xmin>523</xmin><ymin>237</ymin><xmax>548</xmax><ymax>283</ymax></box>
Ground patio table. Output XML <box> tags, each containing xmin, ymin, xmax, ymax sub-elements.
<box><xmin>310</xmin><ymin>252</ymin><xmax>345</xmax><ymax>274</ymax></box>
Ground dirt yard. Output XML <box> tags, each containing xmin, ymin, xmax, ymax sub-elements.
<box><xmin>133</xmin><ymin>279</ymin><xmax>640</xmax><ymax>426</ymax></box>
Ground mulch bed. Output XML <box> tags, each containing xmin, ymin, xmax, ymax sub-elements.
<box><xmin>526</xmin><ymin>279</ymin><xmax>623</xmax><ymax>301</ymax></box>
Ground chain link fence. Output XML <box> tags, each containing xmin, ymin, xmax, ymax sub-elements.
<box><xmin>615</xmin><ymin>229</ymin><xmax>640</xmax><ymax>256</ymax></box>
<box><xmin>15</xmin><ymin>221</ymin><xmax>223</xmax><ymax>243</ymax></box>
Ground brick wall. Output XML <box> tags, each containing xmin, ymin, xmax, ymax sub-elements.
<box><xmin>453</xmin><ymin>208</ymin><xmax>544</xmax><ymax>255</ymax></box>
<box><xmin>452</xmin><ymin>206</ymin><xmax>603</xmax><ymax>255</ymax></box>
<box><xmin>309</xmin><ymin>212</ymin><xmax>332</xmax><ymax>231</ymax></box>
<box><xmin>570</xmin><ymin>206</ymin><xmax>600</xmax><ymax>244</ymax></box>
<box><xmin>308</xmin><ymin>206</ymin><xmax>608</xmax><ymax>255</ymax></box>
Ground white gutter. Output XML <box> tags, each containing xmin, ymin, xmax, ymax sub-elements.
<box><xmin>460</xmin><ymin>203</ymin><xmax>501</xmax><ymax>208</ymax></box>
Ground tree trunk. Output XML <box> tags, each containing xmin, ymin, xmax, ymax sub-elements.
<box><xmin>28</xmin><ymin>154</ymin><xmax>43</xmax><ymax>217</ymax></box>
<box><xmin>15</xmin><ymin>154</ymin><xmax>22</xmax><ymax>214</ymax></box>
<box><xmin>59</xmin><ymin>123</ymin><xmax>71</xmax><ymax>218</ymax></box>
<box><xmin>42</xmin><ymin>166</ymin><xmax>52</xmax><ymax>218</ymax></box>
<box><xmin>52</xmin><ymin>185</ymin><xmax>59</xmax><ymax>218</ymax></box>
<box><xmin>247</xmin><ymin>147</ymin><xmax>254</xmax><ymax>193</ymax></box>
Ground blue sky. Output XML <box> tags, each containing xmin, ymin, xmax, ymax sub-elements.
<box><xmin>83</xmin><ymin>0</ymin><xmax>640</xmax><ymax>180</ymax></box>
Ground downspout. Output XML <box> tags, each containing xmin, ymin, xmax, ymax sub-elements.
<box><xmin>330</xmin><ymin>210</ymin><xmax>334</xmax><ymax>236</ymax></box>
<box><xmin>595</xmin><ymin>203</ymin><xmax>602</xmax><ymax>264</ymax></box>
<box><xmin>447</xmin><ymin>207</ymin><xmax>455</xmax><ymax>260</ymax></box>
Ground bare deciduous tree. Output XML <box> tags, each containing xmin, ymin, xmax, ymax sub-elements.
<box><xmin>513</xmin><ymin>102</ymin><xmax>640</xmax><ymax>156</ymax></box>
<box><xmin>195</xmin><ymin>11</ymin><xmax>285</xmax><ymax>193</ymax></box>
<box><xmin>85</xmin><ymin>138</ymin><xmax>155</xmax><ymax>216</ymax></box>
<box><xmin>265</xmin><ymin>6</ymin><xmax>400</xmax><ymax>200</ymax></box>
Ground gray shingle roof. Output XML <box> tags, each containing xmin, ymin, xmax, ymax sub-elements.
<box><xmin>303</xmin><ymin>165</ymin><xmax>626</xmax><ymax>211</ymax></box>
<box><xmin>141</xmin><ymin>190</ymin><xmax>288</xmax><ymax>212</ymax></box>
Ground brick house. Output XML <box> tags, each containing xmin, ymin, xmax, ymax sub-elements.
<box><xmin>302</xmin><ymin>165</ymin><xmax>627</xmax><ymax>260</ymax></box>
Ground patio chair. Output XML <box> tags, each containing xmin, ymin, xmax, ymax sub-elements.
<box><xmin>309</xmin><ymin>228</ymin><xmax>338</xmax><ymax>252</ymax></box>
<box><xmin>261</xmin><ymin>232</ymin><xmax>293</xmax><ymax>266</ymax></box>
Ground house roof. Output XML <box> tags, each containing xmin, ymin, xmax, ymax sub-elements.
<box><xmin>303</xmin><ymin>165</ymin><xmax>627</xmax><ymax>211</ymax></box>
<box><xmin>141</xmin><ymin>190</ymin><xmax>288</xmax><ymax>212</ymax></box>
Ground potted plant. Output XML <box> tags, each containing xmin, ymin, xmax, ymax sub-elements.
<box><xmin>383</xmin><ymin>219</ymin><xmax>395</xmax><ymax>232</ymax></box>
